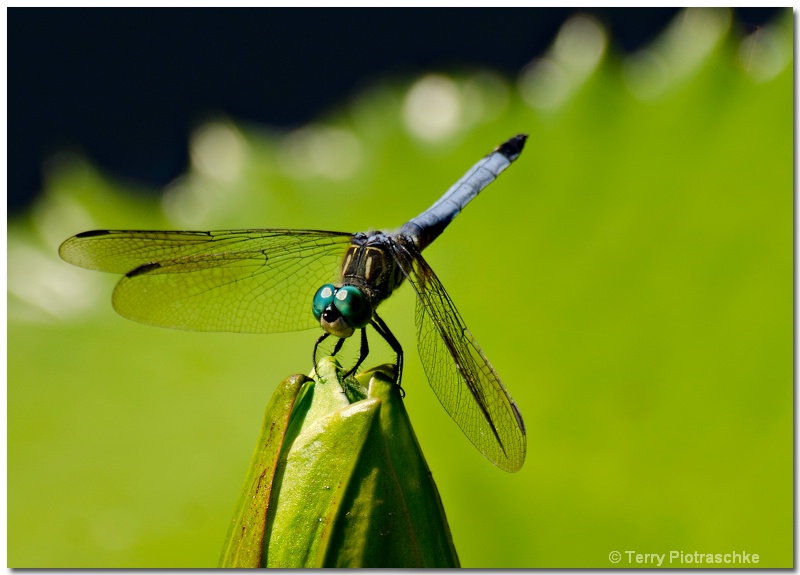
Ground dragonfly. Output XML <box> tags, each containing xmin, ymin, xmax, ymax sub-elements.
<box><xmin>59</xmin><ymin>134</ymin><xmax>528</xmax><ymax>472</ymax></box>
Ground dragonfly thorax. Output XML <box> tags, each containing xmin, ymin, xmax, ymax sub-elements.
<box><xmin>340</xmin><ymin>232</ymin><xmax>405</xmax><ymax>304</ymax></box>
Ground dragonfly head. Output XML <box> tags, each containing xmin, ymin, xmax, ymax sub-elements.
<box><xmin>312</xmin><ymin>284</ymin><xmax>372</xmax><ymax>338</ymax></box>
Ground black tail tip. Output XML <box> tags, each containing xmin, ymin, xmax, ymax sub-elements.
<box><xmin>495</xmin><ymin>134</ymin><xmax>528</xmax><ymax>161</ymax></box>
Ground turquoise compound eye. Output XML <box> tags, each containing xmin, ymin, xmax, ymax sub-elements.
<box><xmin>312</xmin><ymin>284</ymin><xmax>336</xmax><ymax>320</ymax></box>
<box><xmin>333</xmin><ymin>285</ymin><xmax>372</xmax><ymax>329</ymax></box>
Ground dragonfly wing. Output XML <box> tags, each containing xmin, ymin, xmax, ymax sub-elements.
<box><xmin>59</xmin><ymin>229</ymin><xmax>354</xmax><ymax>333</ymax></box>
<box><xmin>389</xmin><ymin>235</ymin><xmax>526</xmax><ymax>472</ymax></box>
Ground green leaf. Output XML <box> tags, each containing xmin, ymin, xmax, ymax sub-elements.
<box><xmin>225</xmin><ymin>358</ymin><xmax>459</xmax><ymax>568</ymax></box>
<box><xmin>320</xmin><ymin>364</ymin><xmax>460</xmax><ymax>567</ymax></box>
<box><xmin>263</xmin><ymin>359</ymin><xmax>380</xmax><ymax>567</ymax></box>
<box><xmin>218</xmin><ymin>373</ymin><xmax>308</xmax><ymax>568</ymax></box>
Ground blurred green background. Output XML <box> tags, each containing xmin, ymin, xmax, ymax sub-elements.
<box><xmin>8</xmin><ymin>9</ymin><xmax>792</xmax><ymax>568</ymax></box>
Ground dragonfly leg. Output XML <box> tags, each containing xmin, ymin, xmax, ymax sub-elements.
<box><xmin>312</xmin><ymin>332</ymin><xmax>332</xmax><ymax>377</ymax></box>
<box><xmin>371</xmin><ymin>312</ymin><xmax>405</xmax><ymax>397</ymax></box>
<box><xmin>332</xmin><ymin>337</ymin><xmax>346</xmax><ymax>356</ymax></box>
<box><xmin>343</xmin><ymin>328</ymin><xmax>369</xmax><ymax>380</ymax></box>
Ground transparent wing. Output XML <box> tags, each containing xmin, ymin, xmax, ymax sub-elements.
<box><xmin>59</xmin><ymin>229</ymin><xmax>354</xmax><ymax>333</ymax></box>
<box><xmin>389</xmin><ymin>235</ymin><xmax>526</xmax><ymax>472</ymax></box>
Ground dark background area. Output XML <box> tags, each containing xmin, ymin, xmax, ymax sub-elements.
<box><xmin>8</xmin><ymin>8</ymin><xmax>781</xmax><ymax>214</ymax></box>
